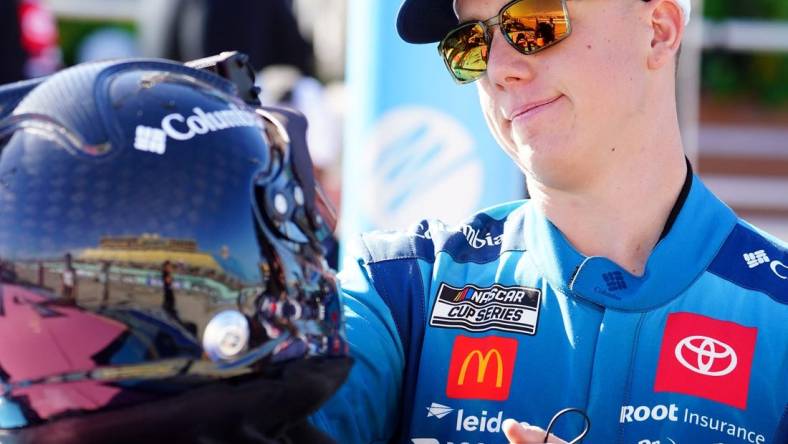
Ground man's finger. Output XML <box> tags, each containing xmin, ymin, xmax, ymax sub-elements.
<box><xmin>502</xmin><ymin>418</ymin><xmax>568</xmax><ymax>444</ymax></box>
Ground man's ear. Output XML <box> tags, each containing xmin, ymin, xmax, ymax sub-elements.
<box><xmin>647</xmin><ymin>0</ymin><xmax>684</xmax><ymax>70</ymax></box>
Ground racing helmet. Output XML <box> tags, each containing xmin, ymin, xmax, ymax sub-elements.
<box><xmin>0</xmin><ymin>59</ymin><xmax>350</xmax><ymax>443</ymax></box>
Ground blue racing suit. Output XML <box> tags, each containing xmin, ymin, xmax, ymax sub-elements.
<box><xmin>312</xmin><ymin>173</ymin><xmax>788</xmax><ymax>444</ymax></box>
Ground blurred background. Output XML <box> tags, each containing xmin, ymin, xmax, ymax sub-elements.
<box><xmin>1</xmin><ymin>0</ymin><xmax>786</xmax><ymax>243</ymax></box>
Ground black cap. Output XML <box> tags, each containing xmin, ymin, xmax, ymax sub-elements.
<box><xmin>397</xmin><ymin>0</ymin><xmax>459</xmax><ymax>43</ymax></box>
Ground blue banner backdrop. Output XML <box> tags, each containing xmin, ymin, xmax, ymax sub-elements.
<box><xmin>340</xmin><ymin>0</ymin><xmax>524</xmax><ymax>251</ymax></box>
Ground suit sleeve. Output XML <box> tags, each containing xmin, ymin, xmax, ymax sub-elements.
<box><xmin>311</xmin><ymin>254</ymin><xmax>405</xmax><ymax>444</ymax></box>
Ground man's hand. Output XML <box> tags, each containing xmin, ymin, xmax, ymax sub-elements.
<box><xmin>502</xmin><ymin>419</ymin><xmax>569</xmax><ymax>444</ymax></box>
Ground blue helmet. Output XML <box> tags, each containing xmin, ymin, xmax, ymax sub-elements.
<box><xmin>0</xmin><ymin>58</ymin><xmax>349</xmax><ymax>443</ymax></box>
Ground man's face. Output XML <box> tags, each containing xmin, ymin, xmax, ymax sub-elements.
<box><xmin>454</xmin><ymin>0</ymin><xmax>654</xmax><ymax>190</ymax></box>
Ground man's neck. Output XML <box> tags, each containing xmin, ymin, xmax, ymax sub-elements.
<box><xmin>528</xmin><ymin>147</ymin><xmax>688</xmax><ymax>277</ymax></box>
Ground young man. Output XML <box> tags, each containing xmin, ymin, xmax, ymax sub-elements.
<box><xmin>313</xmin><ymin>0</ymin><xmax>788</xmax><ymax>443</ymax></box>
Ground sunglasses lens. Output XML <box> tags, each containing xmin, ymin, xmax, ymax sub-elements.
<box><xmin>501</xmin><ymin>0</ymin><xmax>570</xmax><ymax>54</ymax></box>
<box><xmin>439</xmin><ymin>22</ymin><xmax>488</xmax><ymax>83</ymax></box>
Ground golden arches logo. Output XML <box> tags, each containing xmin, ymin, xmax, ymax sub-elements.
<box><xmin>457</xmin><ymin>349</ymin><xmax>503</xmax><ymax>387</ymax></box>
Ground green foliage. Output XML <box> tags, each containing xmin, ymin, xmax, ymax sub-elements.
<box><xmin>704</xmin><ymin>0</ymin><xmax>788</xmax><ymax>20</ymax></box>
<box><xmin>57</xmin><ymin>18</ymin><xmax>136</xmax><ymax>67</ymax></box>
<box><xmin>701</xmin><ymin>1</ymin><xmax>788</xmax><ymax>107</ymax></box>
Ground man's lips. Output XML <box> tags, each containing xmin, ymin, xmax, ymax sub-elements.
<box><xmin>506</xmin><ymin>95</ymin><xmax>563</xmax><ymax>121</ymax></box>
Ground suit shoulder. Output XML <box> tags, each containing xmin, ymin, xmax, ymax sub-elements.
<box><xmin>707</xmin><ymin>220</ymin><xmax>787</xmax><ymax>304</ymax></box>
<box><xmin>352</xmin><ymin>200</ymin><xmax>529</xmax><ymax>265</ymax></box>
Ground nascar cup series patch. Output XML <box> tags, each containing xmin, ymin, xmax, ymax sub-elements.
<box><xmin>429</xmin><ymin>283</ymin><xmax>541</xmax><ymax>335</ymax></box>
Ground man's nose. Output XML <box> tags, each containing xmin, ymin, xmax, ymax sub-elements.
<box><xmin>484</xmin><ymin>28</ymin><xmax>536</xmax><ymax>90</ymax></box>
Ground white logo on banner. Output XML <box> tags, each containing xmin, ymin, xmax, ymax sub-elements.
<box><xmin>361</xmin><ymin>106</ymin><xmax>483</xmax><ymax>229</ymax></box>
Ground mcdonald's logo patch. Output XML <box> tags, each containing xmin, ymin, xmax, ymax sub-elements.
<box><xmin>445</xmin><ymin>335</ymin><xmax>517</xmax><ymax>400</ymax></box>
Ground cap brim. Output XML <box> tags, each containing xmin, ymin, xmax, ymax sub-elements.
<box><xmin>397</xmin><ymin>0</ymin><xmax>459</xmax><ymax>44</ymax></box>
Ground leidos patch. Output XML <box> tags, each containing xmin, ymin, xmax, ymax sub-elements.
<box><xmin>429</xmin><ymin>283</ymin><xmax>541</xmax><ymax>335</ymax></box>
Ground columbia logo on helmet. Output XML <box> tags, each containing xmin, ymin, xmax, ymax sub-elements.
<box><xmin>134</xmin><ymin>104</ymin><xmax>262</xmax><ymax>155</ymax></box>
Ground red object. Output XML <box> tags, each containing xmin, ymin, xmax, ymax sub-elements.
<box><xmin>18</xmin><ymin>0</ymin><xmax>58</xmax><ymax>54</ymax></box>
<box><xmin>445</xmin><ymin>335</ymin><xmax>517</xmax><ymax>401</ymax></box>
<box><xmin>654</xmin><ymin>312</ymin><xmax>757</xmax><ymax>409</ymax></box>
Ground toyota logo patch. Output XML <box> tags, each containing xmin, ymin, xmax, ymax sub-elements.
<box><xmin>654</xmin><ymin>312</ymin><xmax>757</xmax><ymax>409</ymax></box>
<box><xmin>674</xmin><ymin>335</ymin><xmax>737</xmax><ymax>377</ymax></box>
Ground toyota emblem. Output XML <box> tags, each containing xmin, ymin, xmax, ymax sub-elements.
<box><xmin>674</xmin><ymin>335</ymin><xmax>738</xmax><ymax>377</ymax></box>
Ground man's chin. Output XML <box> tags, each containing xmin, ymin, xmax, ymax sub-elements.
<box><xmin>514</xmin><ymin>138</ymin><xmax>571</xmax><ymax>165</ymax></box>
<box><xmin>516</xmin><ymin>149</ymin><xmax>587</xmax><ymax>190</ymax></box>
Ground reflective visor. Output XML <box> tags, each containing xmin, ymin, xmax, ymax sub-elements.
<box><xmin>438</xmin><ymin>0</ymin><xmax>571</xmax><ymax>83</ymax></box>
